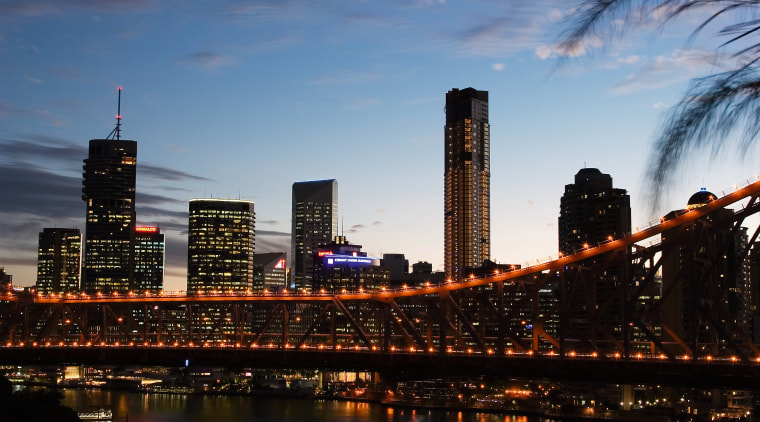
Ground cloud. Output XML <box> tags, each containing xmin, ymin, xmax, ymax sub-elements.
<box><xmin>256</xmin><ymin>230</ymin><xmax>290</xmax><ymax>237</ymax></box>
<box><xmin>535</xmin><ymin>36</ymin><xmax>602</xmax><ymax>60</ymax></box>
<box><xmin>0</xmin><ymin>135</ymin><xmax>214</xmax><ymax>286</ymax></box>
<box><xmin>372</xmin><ymin>221</ymin><xmax>382</xmax><ymax>226</ymax></box>
<box><xmin>653</xmin><ymin>102</ymin><xmax>666</xmax><ymax>109</ymax></box>
<box><xmin>257</xmin><ymin>234</ymin><xmax>290</xmax><ymax>254</ymax></box>
<box><xmin>617</xmin><ymin>55</ymin><xmax>641</xmax><ymax>65</ymax></box>
<box><xmin>0</xmin><ymin>136</ymin><xmax>85</xmax><ymax>165</ymax></box>
<box><xmin>139</xmin><ymin>163</ymin><xmax>212</xmax><ymax>182</ymax></box>
<box><xmin>448</xmin><ymin>2</ymin><xmax>564</xmax><ymax>57</ymax></box>
<box><xmin>346</xmin><ymin>224</ymin><xmax>365</xmax><ymax>233</ymax></box>
<box><xmin>0</xmin><ymin>0</ymin><xmax>162</xmax><ymax>18</ymax></box>
<box><xmin>166</xmin><ymin>144</ymin><xmax>187</xmax><ymax>153</ymax></box>
<box><xmin>611</xmin><ymin>49</ymin><xmax>722</xmax><ymax>94</ymax></box>
<box><xmin>403</xmin><ymin>96</ymin><xmax>438</xmax><ymax>106</ymax></box>
<box><xmin>0</xmin><ymin>100</ymin><xmax>69</xmax><ymax>126</ymax></box>
<box><xmin>492</xmin><ymin>63</ymin><xmax>505</xmax><ymax>71</ymax></box>
<box><xmin>176</xmin><ymin>52</ymin><xmax>234</xmax><ymax>69</ymax></box>
<box><xmin>259</xmin><ymin>220</ymin><xmax>279</xmax><ymax>225</ymax></box>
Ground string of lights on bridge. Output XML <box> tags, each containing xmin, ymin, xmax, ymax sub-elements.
<box><xmin>0</xmin><ymin>339</ymin><xmax>755</xmax><ymax>365</ymax></box>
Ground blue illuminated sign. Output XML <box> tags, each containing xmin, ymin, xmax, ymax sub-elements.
<box><xmin>323</xmin><ymin>254</ymin><xmax>377</xmax><ymax>267</ymax></box>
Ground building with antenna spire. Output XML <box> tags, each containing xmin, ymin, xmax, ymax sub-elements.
<box><xmin>81</xmin><ymin>88</ymin><xmax>137</xmax><ymax>293</ymax></box>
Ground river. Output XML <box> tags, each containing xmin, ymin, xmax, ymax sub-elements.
<box><xmin>59</xmin><ymin>389</ymin><xmax>554</xmax><ymax>422</ymax></box>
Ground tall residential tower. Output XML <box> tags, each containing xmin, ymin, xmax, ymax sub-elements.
<box><xmin>291</xmin><ymin>179</ymin><xmax>338</xmax><ymax>291</ymax></box>
<box><xmin>444</xmin><ymin>88</ymin><xmax>490</xmax><ymax>280</ymax></box>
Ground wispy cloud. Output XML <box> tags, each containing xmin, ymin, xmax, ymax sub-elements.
<box><xmin>139</xmin><ymin>163</ymin><xmax>212</xmax><ymax>182</ymax></box>
<box><xmin>0</xmin><ymin>100</ymin><xmax>69</xmax><ymax>126</ymax></box>
<box><xmin>0</xmin><ymin>0</ymin><xmax>162</xmax><ymax>18</ymax></box>
<box><xmin>176</xmin><ymin>52</ymin><xmax>234</xmax><ymax>69</ymax></box>
<box><xmin>448</xmin><ymin>3</ymin><xmax>561</xmax><ymax>57</ymax></box>
<box><xmin>611</xmin><ymin>49</ymin><xmax>722</xmax><ymax>94</ymax></box>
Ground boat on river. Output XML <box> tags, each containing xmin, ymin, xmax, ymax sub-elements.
<box><xmin>77</xmin><ymin>408</ymin><xmax>112</xmax><ymax>420</ymax></box>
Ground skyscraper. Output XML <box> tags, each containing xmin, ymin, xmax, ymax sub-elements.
<box><xmin>558</xmin><ymin>168</ymin><xmax>631</xmax><ymax>254</ymax></box>
<box><xmin>36</xmin><ymin>228</ymin><xmax>81</xmax><ymax>294</ymax></box>
<box><xmin>558</xmin><ymin>168</ymin><xmax>631</xmax><ymax>345</ymax></box>
<box><xmin>82</xmin><ymin>138</ymin><xmax>137</xmax><ymax>293</ymax></box>
<box><xmin>444</xmin><ymin>88</ymin><xmax>490</xmax><ymax>280</ymax></box>
<box><xmin>188</xmin><ymin>199</ymin><xmax>255</xmax><ymax>294</ymax></box>
<box><xmin>291</xmin><ymin>179</ymin><xmax>338</xmax><ymax>291</ymax></box>
<box><xmin>134</xmin><ymin>226</ymin><xmax>165</xmax><ymax>293</ymax></box>
<box><xmin>661</xmin><ymin>190</ymin><xmax>748</xmax><ymax>352</ymax></box>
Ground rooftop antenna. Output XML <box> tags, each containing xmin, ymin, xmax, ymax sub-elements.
<box><xmin>106</xmin><ymin>87</ymin><xmax>122</xmax><ymax>140</ymax></box>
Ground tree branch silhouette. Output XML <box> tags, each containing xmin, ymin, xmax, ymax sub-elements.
<box><xmin>561</xmin><ymin>0</ymin><xmax>760</xmax><ymax>209</ymax></box>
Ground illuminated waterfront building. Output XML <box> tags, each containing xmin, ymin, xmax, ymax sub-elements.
<box><xmin>188</xmin><ymin>199</ymin><xmax>255</xmax><ymax>294</ymax></box>
<box><xmin>134</xmin><ymin>226</ymin><xmax>164</xmax><ymax>293</ymax></box>
<box><xmin>35</xmin><ymin>228</ymin><xmax>81</xmax><ymax>294</ymax></box>
<box><xmin>82</xmin><ymin>138</ymin><xmax>137</xmax><ymax>293</ymax></box>
<box><xmin>444</xmin><ymin>88</ymin><xmax>490</xmax><ymax>281</ymax></box>
<box><xmin>291</xmin><ymin>179</ymin><xmax>338</xmax><ymax>291</ymax></box>
<box><xmin>312</xmin><ymin>236</ymin><xmax>388</xmax><ymax>293</ymax></box>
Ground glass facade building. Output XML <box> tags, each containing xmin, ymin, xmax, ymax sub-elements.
<box><xmin>82</xmin><ymin>139</ymin><xmax>137</xmax><ymax>293</ymax></box>
<box><xmin>444</xmin><ymin>88</ymin><xmax>490</xmax><ymax>281</ymax></box>
<box><xmin>188</xmin><ymin>199</ymin><xmax>255</xmax><ymax>294</ymax></box>
<box><xmin>291</xmin><ymin>179</ymin><xmax>338</xmax><ymax>291</ymax></box>
<box><xmin>134</xmin><ymin>226</ymin><xmax>165</xmax><ymax>293</ymax></box>
<box><xmin>36</xmin><ymin>228</ymin><xmax>81</xmax><ymax>294</ymax></box>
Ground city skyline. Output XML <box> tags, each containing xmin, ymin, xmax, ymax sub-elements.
<box><xmin>2</xmin><ymin>1</ymin><xmax>760</xmax><ymax>291</ymax></box>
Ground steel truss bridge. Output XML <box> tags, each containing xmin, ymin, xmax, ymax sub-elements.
<box><xmin>3</xmin><ymin>177</ymin><xmax>760</xmax><ymax>387</ymax></box>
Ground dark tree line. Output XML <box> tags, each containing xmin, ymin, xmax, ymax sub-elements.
<box><xmin>0</xmin><ymin>375</ymin><xmax>80</xmax><ymax>422</ymax></box>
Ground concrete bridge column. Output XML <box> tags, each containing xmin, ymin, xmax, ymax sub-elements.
<box><xmin>622</xmin><ymin>384</ymin><xmax>634</xmax><ymax>411</ymax></box>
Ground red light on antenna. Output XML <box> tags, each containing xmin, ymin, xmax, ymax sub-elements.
<box><xmin>118</xmin><ymin>86</ymin><xmax>122</xmax><ymax>90</ymax></box>
<box><xmin>116</xmin><ymin>115</ymin><xmax>121</xmax><ymax>119</ymax></box>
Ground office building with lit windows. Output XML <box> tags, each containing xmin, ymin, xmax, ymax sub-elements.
<box><xmin>36</xmin><ymin>228</ymin><xmax>81</xmax><ymax>295</ymax></box>
<box><xmin>312</xmin><ymin>236</ymin><xmax>388</xmax><ymax>293</ymax></box>
<box><xmin>134</xmin><ymin>226</ymin><xmax>165</xmax><ymax>293</ymax></box>
<box><xmin>444</xmin><ymin>88</ymin><xmax>490</xmax><ymax>281</ymax></box>
<box><xmin>291</xmin><ymin>179</ymin><xmax>338</xmax><ymax>291</ymax></box>
<box><xmin>82</xmin><ymin>139</ymin><xmax>137</xmax><ymax>293</ymax></box>
<box><xmin>188</xmin><ymin>199</ymin><xmax>255</xmax><ymax>294</ymax></box>
<box><xmin>254</xmin><ymin>252</ymin><xmax>287</xmax><ymax>292</ymax></box>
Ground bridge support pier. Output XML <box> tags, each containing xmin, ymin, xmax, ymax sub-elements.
<box><xmin>622</xmin><ymin>384</ymin><xmax>634</xmax><ymax>411</ymax></box>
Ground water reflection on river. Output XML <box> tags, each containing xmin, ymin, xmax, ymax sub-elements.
<box><xmin>60</xmin><ymin>389</ymin><xmax>553</xmax><ymax>422</ymax></box>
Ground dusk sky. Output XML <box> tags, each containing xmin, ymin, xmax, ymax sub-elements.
<box><xmin>2</xmin><ymin>1</ymin><xmax>759</xmax><ymax>291</ymax></box>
